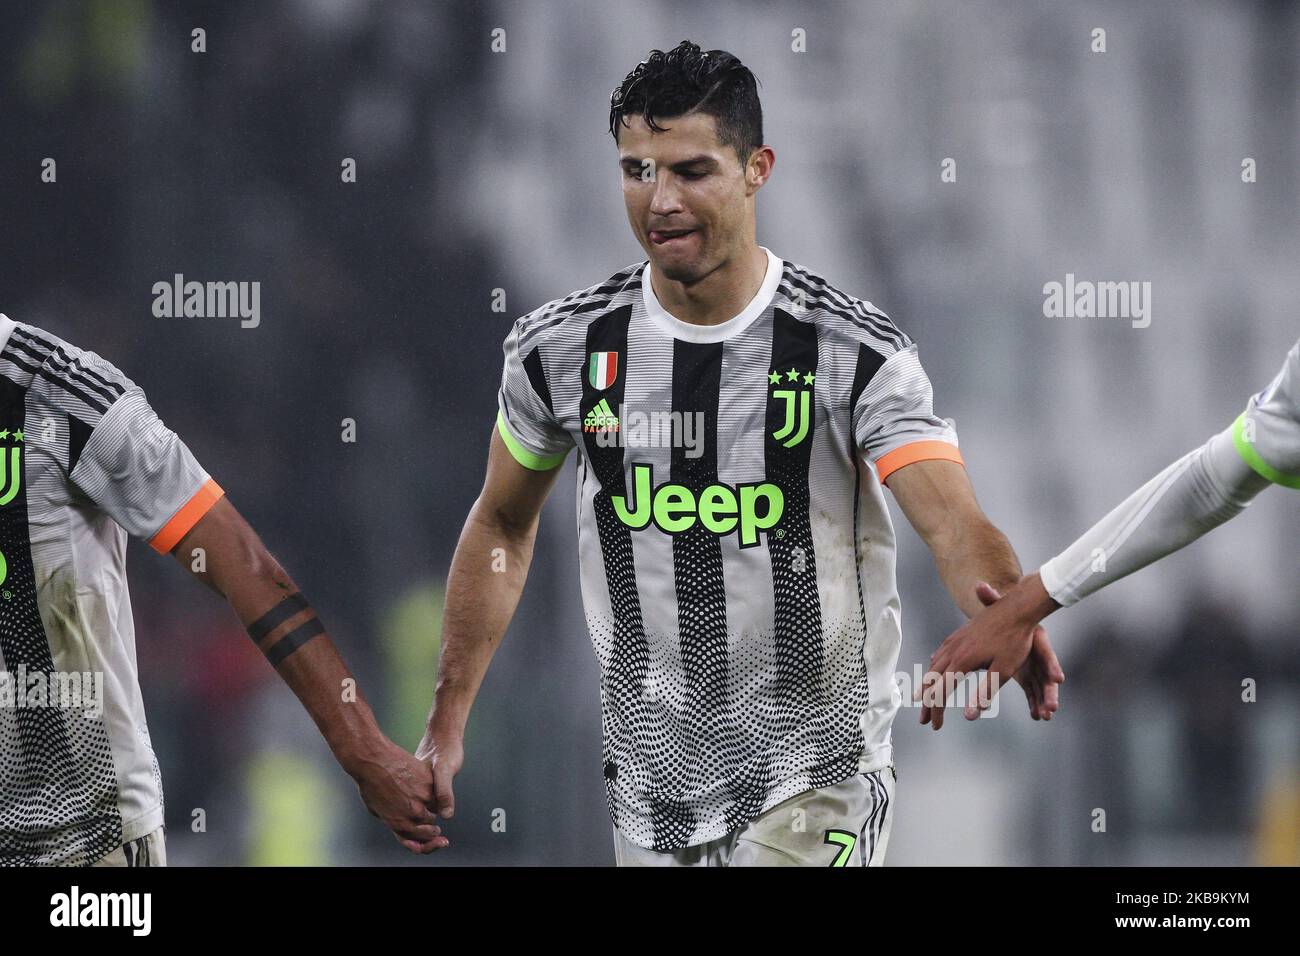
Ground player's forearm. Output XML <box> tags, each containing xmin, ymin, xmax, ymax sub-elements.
<box><xmin>427</xmin><ymin>500</ymin><xmax>539</xmax><ymax>737</ymax></box>
<box><xmin>173</xmin><ymin>499</ymin><xmax>394</xmax><ymax>776</ymax></box>
<box><xmin>931</xmin><ymin>517</ymin><xmax>1023</xmax><ymax>618</ymax></box>
<box><xmin>1039</xmin><ymin>427</ymin><xmax>1269</xmax><ymax>607</ymax></box>
<box><xmin>270</xmin><ymin>634</ymin><xmax>391</xmax><ymax>774</ymax></box>
<box><xmin>216</xmin><ymin>556</ymin><xmax>390</xmax><ymax>777</ymax></box>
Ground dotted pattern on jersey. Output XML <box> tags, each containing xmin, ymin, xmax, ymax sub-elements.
<box><xmin>667</xmin><ymin>340</ymin><xmax>744</xmax><ymax>830</ymax></box>
<box><xmin>590</xmin><ymin>611</ymin><xmax>874</xmax><ymax>847</ymax></box>
<box><xmin>0</xmin><ymin>374</ymin><xmax>121</xmax><ymax>866</ymax></box>
<box><xmin>749</xmin><ymin>308</ymin><xmax>869</xmax><ymax>830</ymax></box>
<box><xmin>578</xmin><ymin>305</ymin><xmax>699</xmax><ymax>849</ymax></box>
<box><xmin>534</xmin><ymin>259</ymin><xmax>924</xmax><ymax>850</ymax></box>
<box><xmin>764</xmin><ymin>309</ymin><xmax>829</xmax><ymax>717</ymax></box>
<box><xmin>580</xmin><ymin>306</ymin><xmax>874</xmax><ymax>850</ymax></box>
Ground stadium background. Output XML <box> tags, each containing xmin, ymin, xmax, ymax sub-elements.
<box><xmin>0</xmin><ymin>0</ymin><xmax>1296</xmax><ymax>865</ymax></box>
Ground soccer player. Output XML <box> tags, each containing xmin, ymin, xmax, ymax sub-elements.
<box><xmin>416</xmin><ymin>40</ymin><xmax>1062</xmax><ymax>866</ymax></box>
<box><xmin>918</xmin><ymin>337</ymin><xmax>1300</xmax><ymax>729</ymax></box>
<box><xmin>0</xmin><ymin>313</ymin><xmax>443</xmax><ymax>865</ymax></box>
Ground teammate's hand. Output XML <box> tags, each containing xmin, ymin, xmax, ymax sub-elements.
<box><xmin>916</xmin><ymin>578</ymin><xmax>1064</xmax><ymax>730</ymax></box>
<box><xmin>1006</xmin><ymin>603</ymin><xmax>1063</xmax><ymax>723</ymax></box>
<box><xmin>415</xmin><ymin>725</ymin><xmax>463</xmax><ymax>829</ymax></box>
<box><xmin>351</xmin><ymin>738</ymin><xmax>449</xmax><ymax>854</ymax></box>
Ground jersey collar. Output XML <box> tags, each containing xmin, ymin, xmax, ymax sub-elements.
<box><xmin>641</xmin><ymin>246</ymin><xmax>783</xmax><ymax>343</ymax></box>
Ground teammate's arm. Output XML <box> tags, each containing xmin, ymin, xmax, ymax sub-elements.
<box><xmin>168</xmin><ymin>496</ymin><xmax>446</xmax><ymax>854</ymax></box>
<box><xmin>887</xmin><ymin>458</ymin><xmax>1064</xmax><ymax>729</ymax></box>
<box><xmin>414</xmin><ymin>423</ymin><xmax>566</xmax><ymax>823</ymax></box>
<box><xmin>921</xmin><ymin>425</ymin><xmax>1271</xmax><ymax>727</ymax></box>
<box><xmin>65</xmin><ymin>374</ymin><xmax>444</xmax><ymax>854</ymax></box>
<box><xmin>1040</xmin><ymin>426</ymin><xmax>1269</xmax><ymax>606</ymax></box>
<box><xmin>921</xmin><ymin>338</ymin><xmax>1300</xmax><ymax>729</ymax></box>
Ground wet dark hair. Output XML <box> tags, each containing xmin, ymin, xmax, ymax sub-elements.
<box><xmin>608</xmin><ymin>40</ymin><xmax>763</xmax><ymax>166</ymax></box>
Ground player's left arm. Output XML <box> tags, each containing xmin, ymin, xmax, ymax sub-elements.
<box><xmin>884</xmin><ymin>458</ymin><xmax>1020</xmax><ymax>617</ymax></box>
<box><xmin>886</xmin><ymin>458</ymin><xmax>1063</xmax><ymax>729</ymax></box>
<box><xmin>851</xmin><ymin>342</ymin><xmax>1061</xmax><ymax>730</ymax></box>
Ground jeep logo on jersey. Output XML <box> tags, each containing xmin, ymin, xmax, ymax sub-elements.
<box><xmin>770</xmin><ymin>367</ymin><xmax>815</xmax><ymax>448</ymax></box>
<box><xmin>0</xmin><ymin>428</ymin><xmax>23</xmax><ymax>507</ymax></box>
<box><xmin>610</xmin><ymin>462</ymin><xmax>783</xmax><ymax>548</ymax></box>
<box><xmin>588</xmin><ymin>351</ymin><xmax>619</xmax><ymax>390</ymax></box>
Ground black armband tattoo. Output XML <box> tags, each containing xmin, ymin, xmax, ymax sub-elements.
<box><xmin>264</xmin><ymin>618</ymin><xmax>326</xmax><ymax>666</ymax></box>
<box><xmin>246</xmin><ymin>593</ymin><xmax>324</xmax><ymax>665</ymax></box>
<box><xmin>247</xmin><ymin>592</ymin><xmax>311</xmax><ymax>642</ymax></box>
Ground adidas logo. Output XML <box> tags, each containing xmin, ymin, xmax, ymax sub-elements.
<box><xmin>584</xmin><ymin>398</ymin><xmax>620</xmax><ymax>433</ymax></box>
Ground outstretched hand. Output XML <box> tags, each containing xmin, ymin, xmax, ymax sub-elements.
<box><xmin>916</xmin><ymin>577</ymin><xmax>1064</xmax><ymax>730</ymax></box>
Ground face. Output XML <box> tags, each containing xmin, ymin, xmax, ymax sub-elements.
<box><xmin>617</xmin><ymin>111</ymin><xmax>769</xmax><ymax>283</ymax></box>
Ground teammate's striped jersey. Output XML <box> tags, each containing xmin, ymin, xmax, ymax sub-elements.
<box><xmin>1234</xmin><ymin>337</ymin><xmax>1300</xmax><ymax>488</ymax></box>
<box><xmin>0</xmin><ymin>315</ymin><xmax>223</xmax><ymax>865</ymax></box>
<box><xmin>496</xmin><ymin>247</ymin><xmax>962</xmax><ymax>850</ymax></box>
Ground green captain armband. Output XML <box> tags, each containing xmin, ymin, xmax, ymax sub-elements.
<box><xmin>496</xmin><ymin>411</ymin><xmax>568</xmax><ymax>471</ymax></box>
<box><xmin>1232</xmin><ymin>412</ymin><xmax>1300</xmax><ymax>489</ymax></box>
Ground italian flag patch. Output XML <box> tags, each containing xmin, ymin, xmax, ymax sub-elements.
<box><xmin>588</xmin><ymin>351</ymin><xmax>618</xmax><ymax>390</ymax></box>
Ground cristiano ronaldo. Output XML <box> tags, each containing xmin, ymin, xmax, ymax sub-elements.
<box><xmin>417</xmin><ymin>40</ymin><xmax>1063</xmax><ymax>866</ymax></box>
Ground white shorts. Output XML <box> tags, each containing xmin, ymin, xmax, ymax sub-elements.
<box><xmin>91</xmin><ymin>827</ymin><xmax>167</xmax><ymax>867</ymax></box>
<box><xmin>613</xmin><ymin>766</ymin><xmax>896</xmax><ymax>867</ymax></box>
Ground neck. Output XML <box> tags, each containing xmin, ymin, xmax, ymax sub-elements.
<box><xmin>650</xmin><ymin>243</ymin><xmax>768</xmax><ymax>327</ymax></box>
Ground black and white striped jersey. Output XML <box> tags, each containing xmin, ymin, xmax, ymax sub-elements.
<box><xmin>0</xmin><ymin>315</ymin><xmax>223</xmax><ymax>865</ymax></box>
<box><xmin>496</xmin><ymin>248</ymin><xmax>963</xmax><ymax>850</ymax></box>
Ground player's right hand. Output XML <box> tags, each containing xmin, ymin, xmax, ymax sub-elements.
<box><xmin>352</xmin><ymin>738</ymin><xmax>449</xmax><ymax>854</ymax></box>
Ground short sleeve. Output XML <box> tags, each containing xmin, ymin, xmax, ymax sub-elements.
<box><xmin>495</xmin><ymin>319</ymin><xmax>574</xmax><ymax>471</ymax></box>
<box><xmin>1233</xmin><ymin>339</ymin><xmax>1300</xmax><ymax>488</ymax></box>
<box><xmin>69</xmin><ymin>388</ymin><xmax>224</xmax><ymax>553</ymax></box>
<box><xmin>853</xmin><ymin>344</ymin><xmax>963</xmax><ymax>484</ymax></box>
